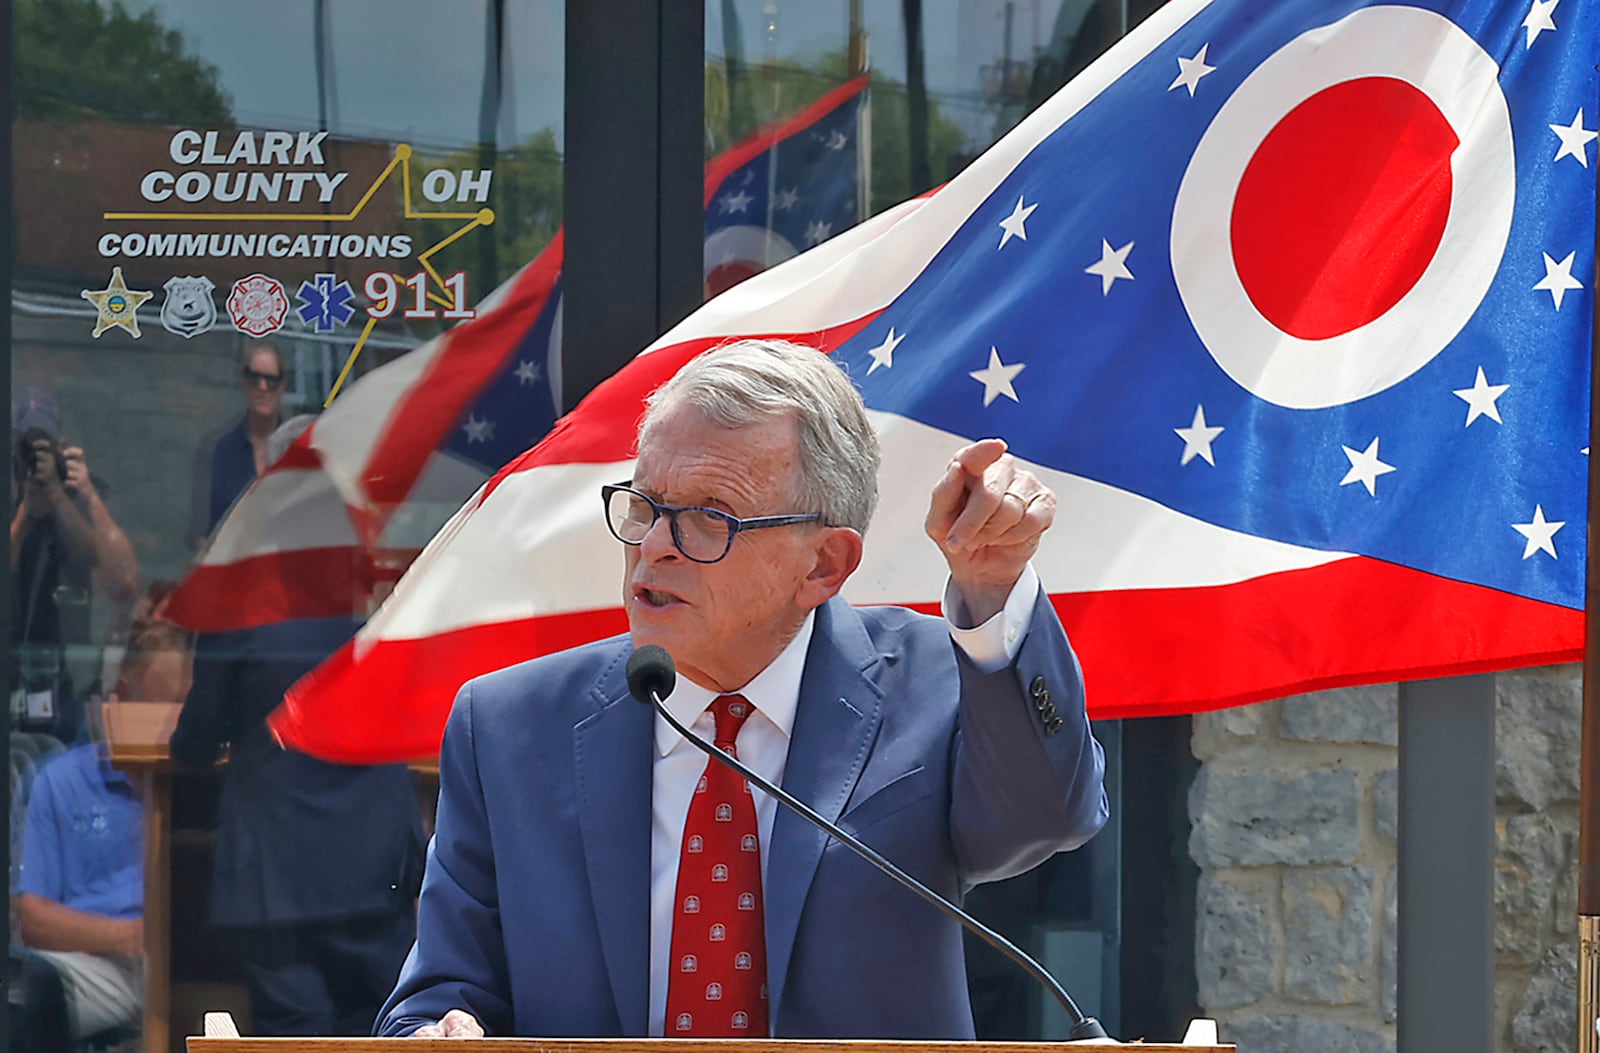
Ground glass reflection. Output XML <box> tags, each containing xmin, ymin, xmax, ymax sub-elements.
<box><xmin>10</xmin><ymin>1</ymin><xmax>562</xmax><ymax>1045</ymax></box>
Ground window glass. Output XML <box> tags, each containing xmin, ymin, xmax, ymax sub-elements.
<box><xmin>8</xmin><ymin>2</ymin><xmax>561</xmax><ymax>1046</ymax></box>
<box><xmin>704</xmin><ymin>0</ymin><xmax>1135</xmax><ymax>1037</ymax></box>
<box><xmin>705</xmin><ymin>0</ymin><xmax>1129</xmax><ymax>223</ymax></box>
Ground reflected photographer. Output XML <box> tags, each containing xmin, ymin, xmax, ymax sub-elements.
<box><xmin>9</xmin><ymin>386</ymin><xmax>138</xmax><ymax>737</ymax></box>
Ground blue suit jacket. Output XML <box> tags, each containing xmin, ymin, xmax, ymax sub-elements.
<box><xmin>378</xmin><ymin>592</ymin><xmax>1107</xmax><ymax>1038</ymax></box>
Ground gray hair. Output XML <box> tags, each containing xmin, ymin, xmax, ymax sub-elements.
<box><xmin>639</xmin><ymin>340</ymin><xmax>880</xmax><ymax>533</ymax></box>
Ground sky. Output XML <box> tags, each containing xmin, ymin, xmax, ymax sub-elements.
<box><xmin>121</xmin><ymin>0</ymin><xmax>1085</xmax><ymax>152</ymax></box>
<box><xmin>124</xmin><ymin>0</ymin><xmax>565</xmax><ymax>148</ymax></box>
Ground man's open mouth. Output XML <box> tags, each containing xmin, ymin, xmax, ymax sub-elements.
<box><xmin>635</xmin><ymin>585</ymin><xmax>683</xmax><ymax>608</ymax></box>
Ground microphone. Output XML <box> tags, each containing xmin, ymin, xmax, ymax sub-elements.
<box><xmin>624</xmin><ymin>644</ymin><xmax>1110</xmax><ymax>1042</ymax></box>
<box><xmin>625</xmin><ymin>644</ymin><xmax>677</xmax><ymax>709</ymax></box>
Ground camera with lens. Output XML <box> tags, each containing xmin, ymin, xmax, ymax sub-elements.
<box><xmin>14</xmin><ymin>427</ymin><xmax>68</xmax><ymax>484</ymax></box>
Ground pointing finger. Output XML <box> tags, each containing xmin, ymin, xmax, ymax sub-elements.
<box><xmin>927</xmin><ymin>439</ymin><xmax>1011</xmax><ymax>544</ymax></box>
<box><xmin>945</xmin><ymin>457</ymin><xmax>1017</xmax><ymax>550</ymax></box>
<box><xmin>952</xmin><ymin>438</ymin><xmax>1008</xmax><ymax>477</ymax></box>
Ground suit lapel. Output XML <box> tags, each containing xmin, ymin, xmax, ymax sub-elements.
<box><xmin>574</xmin><ymin>651</ymin><xmax>653</xmax><ymax>1037</ymax></box>
<box><xmin>763</xmin><ymin>598</ymin><xmax>883</xmax><ymax>1023</ymax></box>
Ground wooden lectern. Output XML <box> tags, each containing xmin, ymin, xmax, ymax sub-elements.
<box><xmin>101</xmin><ymin>699</ymin><xmax>186</xmax><ymax>1053</ymax></box>
<box><xmin>186</xmin><ymin>1012</ymin><xmax>1235</xmax><ymax>1052</ymax></box>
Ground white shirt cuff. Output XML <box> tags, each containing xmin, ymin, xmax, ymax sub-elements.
<box><xmin>943</xmin><ymin>563</ymin><xmax>1041</xmax><ymax>674</ymax></box>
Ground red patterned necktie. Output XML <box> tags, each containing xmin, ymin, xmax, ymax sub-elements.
<box><xmin>664</xmin><ymin>693</ymin><xmax>769</xmax><ymax>1036</ymax></box>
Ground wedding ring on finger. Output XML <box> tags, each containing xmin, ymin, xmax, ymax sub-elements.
<box><xmin>1004</xmin><ymin>490</ymin><xmax>1043</xmax><ymax>514</ymax></box>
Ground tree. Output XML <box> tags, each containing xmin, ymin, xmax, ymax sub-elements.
<box><xmin>408</xmin><ymin>128</ymin><xmax>564</xmax><ymax>299</ymax></box>
<box><xmin>15</xmin><ymin>0</ymin><xmax>233</xmax><ymax>125</ymax></box>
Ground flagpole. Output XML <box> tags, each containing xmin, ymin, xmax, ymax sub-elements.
<box><xmin>1579</xmin><ymin>67</ymin><xmax>1600</xmax><ymax>1053</ymax></box>
<box><xmin>849</xmin><ymin>0</ymin><xmax>871</xmax><ymax>221</ymax></box>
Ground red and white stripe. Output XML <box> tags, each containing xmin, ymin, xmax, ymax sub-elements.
<box><xmin>275</xmin><ymin>387</ymin><xmax>1579</xmax><ymax>763</ymax></box>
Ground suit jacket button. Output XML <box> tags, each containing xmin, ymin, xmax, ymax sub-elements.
<box><xmin>1034</xmin><ymin>690</ymin><xmax>1051</xmax><ymax>711</ymax></box>
<box><xmin>1042</xmin><ymin>703</ymin><xmax>1059</xmax><ymax>723</ymax></box>
<box><xmin>1046</xmin><ymin>717</ymin><xmax>1064</xmax><ymax>736</ymax></box>
<box><xmin>1030</xmin><ymin>675</ymin><xmax>1048</xmax><ymax>699</ymax></box>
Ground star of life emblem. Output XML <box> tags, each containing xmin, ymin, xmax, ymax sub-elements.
<box><xmin>295</xmin><ymin>272</ymin><xmax>357</xmax><ymax>333</ymax></box>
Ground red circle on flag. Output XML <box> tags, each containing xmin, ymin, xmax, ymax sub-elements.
<box><xmin>703</xmin><ymin>225</ymin><xmax>798</xmax><ymax>301</ymax></box>
<box><xmin>1169</xmin><ymin>6</ymin><xmax>1512</xmax><ymax>409</ymax></box>
<box><xmin>1231</xmin><ymin>77</ymin><xmax>1458</xmax><ymax>341</ymax></box>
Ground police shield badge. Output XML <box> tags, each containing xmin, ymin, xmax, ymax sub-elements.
<box><xmin>160</xmin><ymin>275</ymin><xmax>217</xmax><ymax>339</ymax></box>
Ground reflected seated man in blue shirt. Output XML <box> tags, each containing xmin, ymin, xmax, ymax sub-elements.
<box><xmin>17</xmin><ymin>620</ymin><xmax>192</xmax><ymax>1043</ymax></box>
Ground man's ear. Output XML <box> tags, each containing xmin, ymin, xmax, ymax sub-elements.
<box><xmin>797</xmin><ymin>527</ymin><xmax>864</xmax><ymax>609</ymax></box>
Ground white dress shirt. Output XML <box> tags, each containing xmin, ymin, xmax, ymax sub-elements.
<box><xmin>646</xmin><ymin>565</ymin><xmax>1041</xmax><ymax>1034</ymax></box>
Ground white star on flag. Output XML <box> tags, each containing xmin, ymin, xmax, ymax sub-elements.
<box><xmin>774</xmin><ymin>187</ymin><xmax>800</xmax><ymax>211</ymax></box>
<box><xmin>1549</xmin><ymin>110</ymin><xmax>1597</xmax><ymax>167</ymax></box>
<box><xmin>825</xmin><ymin>130</ymin><xmax>849</xmax><ymax>150</ymax></box>
<box><xmin>1534</xmin><ymin>251</ymin><xmax>1583</xmax><ymax>310</ymax></box>
<box><xmin>1339</xmin><ymin>437</ymin><xmax>1395</xmax><ymax>497</ymax></box>
<box><xmin>1086</xmin><ymin>239</ymin><xmax>1135</xmax><ymax>294</ymax></box>
<box><xmin>1522</xmin><ymin>0</ymin><xmax>1559</xmax><ymax>47</ymax></box>
<box><xmin>1169</xmin><ymin>44</ymin><xmax>1216</xmax><ymax>96</ymax></box>
<box><xmin>970</xmin><ymin>347</ymin><xmax>1025</xmax><ymax>407</ymax></box>
<box><xmin>1452</xmin><ymin>367</ymin><xmax>1509</xmax><ymax>426</ymax></box>
<box><xmin>1175</xmin><ymin>405</ymin><xmax>1224</xmax><ymax>466</ymax></box>
<box><xmin>997</xmin><ymin>196</ymin><xmax>1038</xmax><ymax>249</ymax></box>
<box><xmin>865</xmin><ymin>327</ymin><xmax>905</xmax><ymax>375</ymax></box>
<box><xmin>805</xmin><ymin>220</ymin><xmax>833</xmax><ymax>245</ymax></box>
<box><xmin>719</xmin><ymin>189</ymin><xmax>754</xmax><ymax>214</ymax></box>
<box><xmin>513</xmin><ymin>359</ymin><xmax>542</xmax><ymax>386</ymax></box>
<box><xmin>1512</xmin><ymin>504</ymin><xmax>1564</xmax><ymax>559</ymax></box>
<box><xmin>463</xmin><ymin>413</ymin><xmax>496</xmax><ymax>444</ymax></box>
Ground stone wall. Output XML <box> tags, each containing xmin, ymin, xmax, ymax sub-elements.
<box><xmin>1189</xmin><ymin>667</ymin><xmax>1580</xmax><ymax>1052</ymax></box>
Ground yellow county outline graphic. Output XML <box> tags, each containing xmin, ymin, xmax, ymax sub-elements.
<box><xmin>81</xmin><ymin>267</ymin><xmax>154</xmax><ymax>338</ymax></box>
<box><xmin>103</xmin><ymin>144</ymin><xmax>496</xmax><ymax>400</ymax></box>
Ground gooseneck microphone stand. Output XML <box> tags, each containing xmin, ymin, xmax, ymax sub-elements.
<box><xmin>625</xmin><ymin>644</ymin><xmax>1110</xmax><ymax>1042</ymax></box>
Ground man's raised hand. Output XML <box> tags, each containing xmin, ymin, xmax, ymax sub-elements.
<box><xmin>925</xmin><ymin>438</ymin><xmax>1055</xmax><ymax>624</ymax></box>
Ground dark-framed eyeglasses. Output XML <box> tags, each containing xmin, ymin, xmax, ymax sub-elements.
<box><xmin>601</xmin><ymin>481</ymin><xmax>825</xmax><ymax>564</ymax></box>
<box><xmin>243</xmin><ymin>367</ymin><xmax>284</xmax><ymax>390</ymax></box>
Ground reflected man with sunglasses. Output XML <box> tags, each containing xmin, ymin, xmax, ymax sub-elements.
<box><xmin>198</xmin><ymin>342</ymin><xmax>286</xmax><ymax>538</ymax></box>
<box><xmin>384</xmin><ymin>339</ymin><xmax>1107</xmax><ymax>1040</ymax></box>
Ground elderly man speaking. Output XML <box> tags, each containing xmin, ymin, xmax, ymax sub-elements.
<box><xmin>378</xmin><ymin>339</ymin><xmax>1107</xmax><ymax>1039</ymax></box>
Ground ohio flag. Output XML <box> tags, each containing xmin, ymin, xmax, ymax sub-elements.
<box><xmin>273</xmin><ymin>0</ymin><xmax>1597</xmax><ymax>763</ymax></box>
